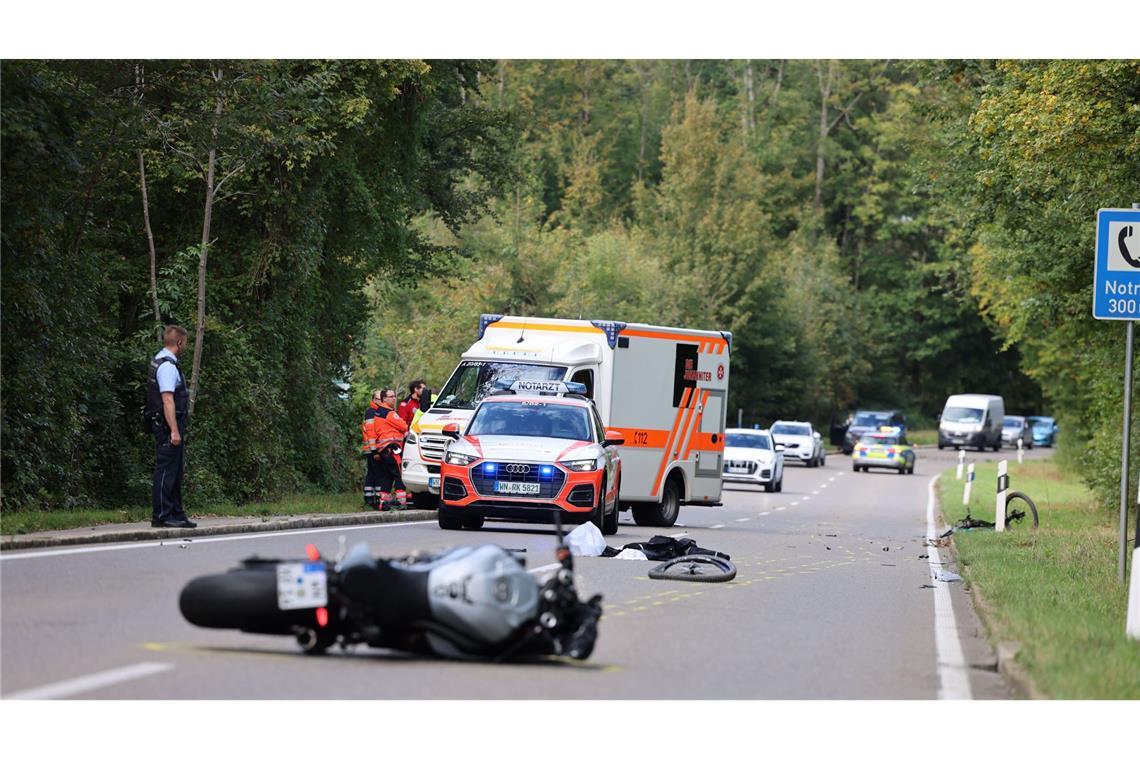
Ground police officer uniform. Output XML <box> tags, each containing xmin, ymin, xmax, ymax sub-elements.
<box><xmin>147</xmin><ymin>348</ymin><xmax>194</xmax><ymax>527</ymax></box>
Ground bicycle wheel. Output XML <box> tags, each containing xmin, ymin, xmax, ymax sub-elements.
<box><xmin>648</xmin><ymin>555</ymin><xmax>737</xmax><ymax>583</ymax></box>
<box><xmin>1004</xmin><ymin>491</ymin><xmax>1039</xmax><ymax>529</ymax></box>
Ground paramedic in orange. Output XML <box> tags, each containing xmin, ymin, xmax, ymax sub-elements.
<box><xmin>373</xmin><ymin>388</ymin><xmax>410</xmax><ymax>509</ymax></box>
<box><xmin>362</xmin><ymin>390</ymin><xmax>388</xmax><ymax>510</ymax></box>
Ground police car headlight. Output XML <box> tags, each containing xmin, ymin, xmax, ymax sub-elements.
<box><xmin>406</xmin><ymin>432</ymin><xmax>417</xmax><ymax>445</ymax></box>
<box><xmin>446</xmin><ymin>451</ymin><xmax>478</xmax><ymax>466</ymax></box>
<box><xmin>561</xmin><ymin>459</ymin><xmax>599</xmax><ymax>472</ymax></box>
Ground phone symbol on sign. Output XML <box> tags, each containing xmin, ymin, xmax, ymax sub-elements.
<box><xmin>1120</xmin><ymin>225</ymin><xmax>1139</xmax><ymax>268</ymax></box>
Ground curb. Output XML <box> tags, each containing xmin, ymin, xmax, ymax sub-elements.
<box><xmin>0</xmin><ymin>510</ymin><xmax>435</xmax><ymax>552</ymax></box>
<box><xmin>934</xmin><ymin>473</ymin><xmax>1044</xmax><ymax>699</ymax></box>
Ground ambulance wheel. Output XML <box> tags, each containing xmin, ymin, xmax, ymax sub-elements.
<box><xmin>438</xmin><ymin>507</ymin><xmax>463</xmax><ymax>530</ymax></box>
<box><xmin>633</xmin><ymin>478</ymin><xmax>681</xmax><ymax>528</ymax></box>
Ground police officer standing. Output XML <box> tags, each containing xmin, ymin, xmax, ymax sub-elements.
<box><xmin>147</xmin><ymin>325</ymin><xmax>196</xmax><ymax>528</ymax></box>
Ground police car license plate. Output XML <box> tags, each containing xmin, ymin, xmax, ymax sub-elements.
<box><xmin>428</xmin><ymin>477</ymin><xmax>440</xmax><ymax>490</ymax></box>
<box><xmin>495</xmin><ymin>481</ymin><xmax>541</xmax><ymax>496</ymax></box>
<box><xmin>276</xmin><ymin>562</ymin><xmax>328</xmax><ymax>610</ymax></box>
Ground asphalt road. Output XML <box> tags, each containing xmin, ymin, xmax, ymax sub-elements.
<box><xmin>1</xmin><ymin>446</ymin><xmax>1051</xmax><ymax>699</ymax></box>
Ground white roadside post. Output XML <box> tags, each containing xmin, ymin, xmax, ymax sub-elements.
<box><xmin>963</xmin><ymin>463</ymin><xmax>975</xmax><ymax>506</ymax></box>
<box><xmin>995</xmin><ymin>460</ymin><xmax>1010</xmax><ymax>533</ymax></box>
<box><xmin>1017</xmin><ymin>437</ymin><xmax>1024</xmax><ymax>465</ymax></box>
<box><xmin>957</xmin><ymin>449</ymin><xmax>965</xmax><ymax>480</ymax></box>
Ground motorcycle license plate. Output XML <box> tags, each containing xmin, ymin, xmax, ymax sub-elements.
<box><xmin>428</xmin><ymin>477</ymin><xmax>440</xmax><ymax>489</ymax></box>
<box><xmin>276</xmin><ymin>562</ymin><xmax>328</xmax><ymax>610</ymax></box>
<box><xmin>495</xmin><ymin>481</ymin><xmax>541</xmax><ymax>496</ymax></box>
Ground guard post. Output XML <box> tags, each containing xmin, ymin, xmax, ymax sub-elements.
<box><xmin>1017</xmin><ymin>437</ymin><xmax>1024</xmax><ymax>465</ymax></box>
<box><xmin>957</xmin><ymin>449</ymin><xmax>965</xmax><ymax>480</ymax></box>
<box><xmin>963</xmin><ymin>462</ymin><xmax>975</xmax><ymax>507</ymax></box>
<box><xmin>995</xmin><ymin>460</ymin><xmax>1010</xmax><ymax>533</ymax></box>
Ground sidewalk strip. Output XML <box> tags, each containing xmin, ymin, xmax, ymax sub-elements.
<box><xmin>1</xmin><ymin>520</ymin><xmax>436</xmax><ymax>562</ymax></box>
<box><xmin>5</xmin><ymin>662</ymin><xmax>174</xmax><ymax>700</ymax></box>
<box><xmin>926</xmin><ymin>473</ymin><xmax>972</xmax><ymax>700</ymax></box>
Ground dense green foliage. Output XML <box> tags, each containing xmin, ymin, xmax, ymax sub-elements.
<box><xmin>4</xmin><ymin>59</ymin><xmax>1137</xmax><ymax>514</ymax></box>
<box><xmin>2</xmin><ymin>60</ymin><xmax>514</xmax><ymax>511</ymax></box>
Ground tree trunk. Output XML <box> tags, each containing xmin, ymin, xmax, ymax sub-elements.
<box><xmin>815</xmin><ymin>61</ymin><xmax>834</xmax><ymax>211</ymax></box>
<box><xmin>188</xmin><ymin>67</ymin><xmax>224</xmax><ymax>419</ymax></box>
<box><xmin>744</xmin><ymin>60</ymin><xmax>756</xmax><ymax>134</ymax></box>
<box><xmin>138</xmin><ymin>150</ymin><xmax>162</xmax><ymax>337</ymax></box>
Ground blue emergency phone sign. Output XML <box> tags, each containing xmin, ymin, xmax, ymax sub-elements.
<box><xmin>1093</xmin><ymin>208</ymin><xmax>1140</xmax><ymax>320</ymax></box>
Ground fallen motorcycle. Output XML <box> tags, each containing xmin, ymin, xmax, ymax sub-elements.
<box><xmin>179</xmin><ymin>525</ymin><xmax>602</xmax><ymax>661</ymax></box>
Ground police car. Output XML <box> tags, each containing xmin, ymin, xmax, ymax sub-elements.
<box><xmin>851</xmin><ymin>427</ymin><xmax>916</xmax><ymax>474</ymax></box>
<box><xmin>437</xmin><ymin>380</ymin><xmax>624</xmax><ymax>534</ymax></box>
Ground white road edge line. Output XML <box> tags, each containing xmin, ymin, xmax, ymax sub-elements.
<box><xmin>5</xmin><ymin>662</ymin><xmax>174</xmax><ymax>700</ymax></box>
<box><xmin>775</xmin><ymin>506</ymin><xmax>786</xmax><ymax>511</ymax></box>
<box><xmin>1</xmin><ymin>520</ymin><xmax>438</xmax><ymax>562</ymax></box>
<box><xmin>710</xmin><ymin>524</ymin><xmax>725</xmax><ymax>529</ymax></box>
<box><xmin>926</xmin><ymin>473</ymin><xmax>972</xmax><ymax>700</ymax></box>
<box><xmin>759</xmin><ymin>511</ymin><xmax>770</xmax><ymax>516</ymax></box>
<box><xmin>735</xmin><ymin>518</ymin><xmax>750</xmax><ymax>522</ymax></box>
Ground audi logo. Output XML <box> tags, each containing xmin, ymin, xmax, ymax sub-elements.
<box><xmin>505</xmin><ymin>464</ymin><xmax>531</xmax><ymax>475</ymax></box>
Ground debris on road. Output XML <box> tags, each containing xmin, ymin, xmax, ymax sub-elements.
<box><xmin>566</xmin><ymin>522</ymin><xmax>607</xmax><ymax>557</ymax></box>
<box><xmin>934</xmin><ymin>570</ymin><xmax>963</xmax><ymax>583</ymax></box>
<box><xmin>602</xmin><ymin>535</ymin><xmax>730</xmax><ymax>561</ymax></box>
<box><xmin>613</xmin><ymin>548</ymin><xmax>649</xmax><ymax>561</ymax></box>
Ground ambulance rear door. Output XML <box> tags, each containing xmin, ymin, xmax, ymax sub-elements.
<box><xmin>608</xmin><ymin>326</ymin><xmax>730</xmax><ymax>505</ymax></box>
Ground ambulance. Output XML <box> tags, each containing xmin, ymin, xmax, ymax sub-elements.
<box><xmin>402</xmin><ymin>315</ymin><xmax>732</xmax><ymax>527</ymax></box>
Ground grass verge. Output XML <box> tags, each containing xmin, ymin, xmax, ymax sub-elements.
<box><xmin>0</xmin><ymin>491</ymin><xmax>367</xmax><ymax>535</ymax></box>
<box><xmin>937</xmin><ymin>458</ymin><xmax>1140</xmax><ymax>698</ymax></box>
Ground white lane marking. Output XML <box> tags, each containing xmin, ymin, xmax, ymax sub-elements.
<box><xmin>5</xmin><ymin>662</ymin><xmax>174</xmax><ymax>700</ymax></box>
<box><xmin>735</xmin><ymin>518</ymin><xmax>750</xmax><ymax>522</ymax></box>
<box><xmin>775</xmin><ymin>507</ymin><xmax>787</xmax><ymax>511</ymax></box>
<box><xmin>790</xmin><ymin>501</ymin><xmax>800</xmax><ymax>506</ymax></box>
<box><xmin>710</xmin><ymin>524</ymin><xmax>725</xmax><ymax>529</ymax></box>
<box><xmin>801</xmin><ymin>496</ymin><xmax>811</xmax><ymax>501</ymax></box>
<box><xmin>758</xmin><ymin>511</ymin><xmax>771</xmax><ymax>516</ymax></box>
<box><xmin>1</xmin><ymin>520</ymin><xmax>437</xmax><ymax>562</ymax></box>
<box><xmin>819</xmin><ymin>484</ymin><xmax>828</xmax><ymax>489</ymax></box>
<box><xmin>668</xmin><ymin>532</ymin><xmax>689</xmax><ymax>538</ymax></box>
<box><xmin>811</xmin><ymin>490</ymin><xmax>820</xmax><ymax>495</ymax></box>
<box><xmin>829</xmin><ymin>476</ymin><xmax>836</xmax><ymax>482</ymax></box>
<box><xmin>927</xmin><ymin>474</ymin><xmax>972</xmax><ymax>700</ymax></box>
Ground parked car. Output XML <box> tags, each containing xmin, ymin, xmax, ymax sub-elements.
<box><xmin>842</xmin><ymin>409</ymin><xmax>907</xmax><ymax>454</ymax></box>
<box><xmin>1027</xmin><ymin>416</ymin><xmax>1058</xmax><ymax>447</ymax></box>
<box><xmin>1001</xmin><ymin>415</ymin><xmax>1033</xmax><ymax>449</ymax></box>
<box><xmin>770</xmin><ymin>421</ymin><xmax>825</xmax><ymax>467</ymax></box>
<box><xmin>723</xmin><ymin>428</ymin><xmax>784</xmax><ymax>492</ymax></box>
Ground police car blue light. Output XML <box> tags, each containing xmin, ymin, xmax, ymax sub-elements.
<box><xmin>483</xmin><ymin>463</ymin><xmax>497</xmax><ymax>476</ymax></box>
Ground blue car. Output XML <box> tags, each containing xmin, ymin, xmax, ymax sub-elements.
<box><xmin>1027</xmin><ymin>416</ymin><xmax>1058</xmax><ymax>447</ymax></box>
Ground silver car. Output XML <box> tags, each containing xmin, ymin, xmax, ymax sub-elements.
<box><xmin>1001</xmin><ymin>415</ymin><xmax>1034</xmax><ymax>449</ymax></box>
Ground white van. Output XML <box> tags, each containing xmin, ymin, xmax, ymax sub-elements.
<box><xmin>938</xmin><ymin>394</ymin><xmax>1004</xmax><ymax>451</ymax></box>
<box><xmin>402</xmin><ymin>314</ymin><xmax>732</xmax><ymax>527</ymax></box>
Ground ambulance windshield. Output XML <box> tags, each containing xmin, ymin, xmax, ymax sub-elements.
<box><xmin>434</xmin><ymin>362</ymin><xmax>568</xmax><ymax>410</ymax></box>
